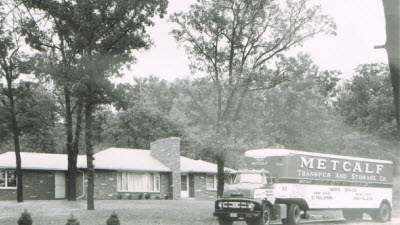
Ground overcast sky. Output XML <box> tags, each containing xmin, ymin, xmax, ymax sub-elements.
<box><xmin>115</xmin><ymin>0</ymin><xmax>388</xmax><ymax>84</ymax></box>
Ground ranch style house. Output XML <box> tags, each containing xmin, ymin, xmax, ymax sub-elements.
<box><xmin>0</xmin><ymin>137</ymin><xmax>234</xmax><ymax>201</ymax></box>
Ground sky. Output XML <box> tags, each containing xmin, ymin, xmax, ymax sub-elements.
<box><xmin>115</xmin><ymin>0</ymin><xmax>388</xmax><ymax>84</ymax></box>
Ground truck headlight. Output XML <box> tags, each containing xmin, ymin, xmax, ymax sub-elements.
<box><xmin>218</xmin><ymin>201</ymin><xmax>223</xmax><ymax>209</ymax></box>
<box><xmin>248</xmin><ymin>202</ymin><xmax>255</xmax><ymax>211</ymax></box>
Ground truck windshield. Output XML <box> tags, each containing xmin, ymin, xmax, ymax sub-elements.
<box><xmin>234</xmin><ymin>173</ymin><xmax>265</xmax><ymax>184</ymax></box>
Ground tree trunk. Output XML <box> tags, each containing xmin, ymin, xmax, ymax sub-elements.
<box><xmin>6</xmin><ymin>76</ymin><xmax>23</xmax><ymax>202</ymax></box>
<box><xmin>216</xmin><ymin>155</ymin><xmax>225</xmax><ymax>198</ymax></box>
<box><xmin>67</xmin><ymin>94</ymin><xmax>83</xmax><ymax>201</ymax></box>
<box><xmin>65</xmin><ymin>88</ymin><xmax>75</xmax><ymax>200</ymax></box>
<box><xmin>382</xmin><ymin>0</ymin><xmax>400</xmax><ymax>132</ymax></box>
<box><xmin>85</xmin><ymin>94</ymin><xmax>95</xmax><ymax>210</ymax></box>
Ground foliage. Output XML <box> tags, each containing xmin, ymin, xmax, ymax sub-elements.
<box><xmin>335</xmin><ymin>63</ymin><xmax>398</xmax><ymax>139</ymax></box>
<box><xmin>106</xmin><ymin>212</ymin><xmax>120</xmax><ymax>225</ymax></box>
<box><xmin>0</xmin><ymin>82</ymin><xmax>62</xmax><ymax>153</ymax></box>
<box><xmin>115</xmin><ymin>76</ymin><xmax>177</xmax><ymax>113</ymax></box>
<box><xmin>101</xmin><ymin>106</ymin><xmax>181</xmax><ymax>149</ymax></box>
<box><xmin>66</xmin><ymin>214</ymin><xmax>80</xmax><ymax>225</ymax></box>
<box><xmin>17</xmin><ymin>210</ymin><xmax>33</xmax><ymax>225</ymax></box>
<box><xmin>144</xmin><ymin>193</ymin><xmax>150</xmax><ymax>200</ymax></box>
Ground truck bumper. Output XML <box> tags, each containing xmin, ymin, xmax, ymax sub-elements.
<box><xmin>213</xmin><ymin>211</ymin><xmax>261</xmax><ymax>220</ymax></box>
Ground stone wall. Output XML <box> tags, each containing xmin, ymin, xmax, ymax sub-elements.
<box><xmin>150</xmin><ymin>137</ymin><xmax>181</xmax><ymax>199</ymax></box>
<box><xmin>0</xmin><ymin>170</ymin><xmax>55</xmax><ymax>201</ymax></box>
<box><xmin>193</xmin><ymin>173</ymin><xmax>217</xmax><ymax>200</ymax></box>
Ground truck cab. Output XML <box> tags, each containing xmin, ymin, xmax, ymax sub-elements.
<box><xmin>214</xmin><ymin>170</ymin><xmax>286</xmax><ymax>225</ymax></box>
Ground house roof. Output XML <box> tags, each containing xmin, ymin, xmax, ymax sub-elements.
<box><xmin>0</xmin><ymin>151</ymin><xmax>87</xmax><ymax>171</ymax></box>
<box><xmin>180</xmin><ymin>156</ymin><xmax>235</xmax><ymax>173</ymax></box>
<box><xmin>89</xmin><ymin>148</ymin><xmax>171</xmax><ymax>172</ymax></box>
<box><xmin>0</xmin><ymin>148</ymin><xmax>235</xmax><ymax>173</ymax></box>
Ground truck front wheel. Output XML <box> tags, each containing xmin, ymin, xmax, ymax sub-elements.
<box><xmin>218</xmin><ymin>218</ymin><xmax>233</xmax><ymax>225</ymax></box>
<box><xmin>246</xmin><ymin>205</ymin><xmax>271</xmax><ymax>225</ymax></box>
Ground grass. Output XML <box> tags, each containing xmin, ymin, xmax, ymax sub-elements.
<box><xmin>0</xmin><ymin>200</ymin><xmax>398</xmax><ymax>225</ymax></box>
<box><xmin>0</xmin><ymin>200</ymin><xmax>217</xmax><ymax>225</ymax></box>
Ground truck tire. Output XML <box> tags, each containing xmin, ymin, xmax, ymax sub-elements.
<box><xmin>283</xmin><ymin>204</ymin><xmax>301</xmax><ymax>225</ymax></box>
<box><xmin>218</xmin><ymin>218</ymin><xmax>233</xmax><ymax>225</ymax></box>
<box><xmin>342</xmin><ymin>209</ymin><xmax>363</xmax><ymax>221</ymax></box>
<box><xmin>371</xmin><ymin>202</ymin><xmax>391</xmax><ymax>222</ymax></box>
<box><xmin>246</xmin><ymin>205</ymin><xmax>271</xmax><ymax>225</ymax></box>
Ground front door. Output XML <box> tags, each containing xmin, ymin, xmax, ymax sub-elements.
<box><xmin>55</xmin><ymin>171</ymin><xmax>66</xmax><ymax>199</ymax></box>
<box><xmin>181</xmin><ymin>175</ymin><xmax>189</xmax><ymax>198</ymax></box>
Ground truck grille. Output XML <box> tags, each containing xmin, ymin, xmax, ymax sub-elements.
<box><xmin>222</xmin><ymin>202</ymin><xmax>251</xmax><ymax>209</ymax></box>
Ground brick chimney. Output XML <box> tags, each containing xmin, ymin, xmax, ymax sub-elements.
<box><xmin>150</xmin><ymin>137</ymin><xmax>181</xmax><ymax>199</ymax></box>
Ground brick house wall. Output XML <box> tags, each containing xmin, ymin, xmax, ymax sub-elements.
<box><xmin>193</xmin><ymin>173</ymin><xmax>217</xmax><ymax>200</ymax></box>
<box><xmin>150</xmin><ymin>137</ymin><xmax>181</xmax><ymax>199</ymax></box>
<box><xmin>85</xmin><ymin>170</ymin><xmax>171</xmax><ymax>200</ymax></box>
<box><xmin>0</xmin><ymin>170</ymin><xmax>55</xmax><ymax>201</ymax></box>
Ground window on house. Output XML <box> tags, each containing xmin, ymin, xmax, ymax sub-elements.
<box><xmin>206</xmin><ymin>174</ymin><xmax>217</xmax><ymax>190</ymax></box>
<box><xmin>117</xmin><ymin>172</ymin><xmax>160</xmax><ymax>192</ymax></box>
<box><xmin>0</xmin><ymin>170</ymin><xmax>16</xmax><ymax>188</ymax></box>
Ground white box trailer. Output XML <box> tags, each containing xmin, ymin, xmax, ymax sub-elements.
<box><xmin>214</xmin><ymin>148</ymin><xmax>393</xmax><ymax>225</ymax></box>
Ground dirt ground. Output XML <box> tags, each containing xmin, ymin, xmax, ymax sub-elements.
<box><xmin>0</xmin><ymin>200</ymin><xmax>398</xmax><ymax>225</ymax></box>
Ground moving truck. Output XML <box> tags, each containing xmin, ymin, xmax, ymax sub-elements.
<box><xmin>213</xmin><ymin>149</ymin><xmax>393</xmax><ymax>225</ymax></box>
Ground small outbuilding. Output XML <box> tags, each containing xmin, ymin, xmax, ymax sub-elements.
<box><xmin>0</xmin><ymin>137</ymin><xmax>234</xmax><ymax>201</ymax></box>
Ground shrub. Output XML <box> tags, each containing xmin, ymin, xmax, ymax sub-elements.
<box><xmin>106</xmin><ymin>212</ymin><xmax>120</xmax><ymax>225</ymax></box>
<box><xmin>18</xmin><ymin>210</ymin><xmax>33</xmax><ymax>225</ymax></box>
<box><xmin>138</xmin><ymin>193</ymin><xmax>143</xmax><ymax>200</ymax></box>
<box><xmin>66</xmin><ymin>214</ymin><xmax>80</xmax><ymax>225</ymax></box>
<box><xmin>144</xmin><ymin>193</ymin><xmax>150</xmax><ymax>200</ymax></box>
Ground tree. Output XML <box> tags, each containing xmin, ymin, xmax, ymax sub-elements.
<box><xmin>19</xmin><ymin>6</ymin><xmax>85</xmax><ymax>201</ymax></box>
<box><xmin>25</xmin><ymin>0</ymin><xmax>168</xmax><ymax>210</ymax></box>
<box><xmin>381</xmin><ymin>0</ymin><xmax>400</xmax><ymax>132</ymax></box>
<box><xmin>171</xmin><ymin>0</ymin><xmax>336</xmax><ymax>196</ymax></box>
<box><xmin>0</xmin><ymin>6</ymin><xmax>25</xmax><ymax>201</ymax></box>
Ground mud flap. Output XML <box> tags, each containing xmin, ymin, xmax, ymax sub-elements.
<box><xmin>272</xmin><ymin>204</ymin><xmax>287</xmax><ymax>220</ymax></box>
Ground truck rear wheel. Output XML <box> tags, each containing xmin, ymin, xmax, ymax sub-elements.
<box><xmin>371</xmin><ymin>202</ymin><xmax>391</xmax><ymax>222</ymax></box>
<box><xmin>342</xmin><ymin>209</ymin><xmax>363</xmax><ymax>221</ymax></box>
<box><xmin>282</xmin><ymin>204</ymin><xmax>301</xmax><ymax>225</ymax></box>
<box><xmin>218</xmin><ymin>218</ymin><xmax>233</xmax><ymax>225</ymax></box>
<box><xmin>246</xmin><ymin>205</ymin><xmax>271</xmax><ymax>225</ymax></box>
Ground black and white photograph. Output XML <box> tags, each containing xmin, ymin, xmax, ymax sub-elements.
<box><xmin>0</xmin><ymin>0</ymin><xmax>399</xmax><ymax>224</ymax></box>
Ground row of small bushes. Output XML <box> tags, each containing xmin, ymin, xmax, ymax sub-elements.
<box><xmin>117</xmin><ymin>193</ymin><xmax>166</xmax><ymax>200</ymax></box>
<box><xmin>18</xmin><ymin>210</ymin><xmax>120</xmax><ymax>225</ymax></box>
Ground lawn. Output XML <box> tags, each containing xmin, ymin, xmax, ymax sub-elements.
<box><xmin>0</xmin><ymin>200</ymin><xmax>399</xmax><ymax>225</ymax></box>
<box><xmin>0</xmin><ymin>200</ymin><xmax>217</xmax><ymax>225</ymax></box>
